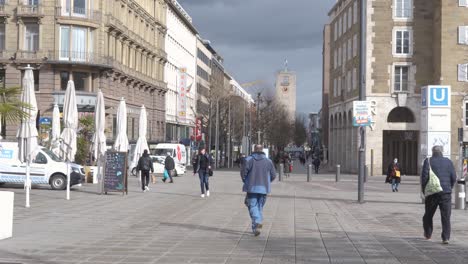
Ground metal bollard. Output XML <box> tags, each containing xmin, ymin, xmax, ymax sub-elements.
<box><xmin>336</xmin><ymin>164</ymin><xmax>340</xmax><ymax>182</ymax></box>
<box><xmin>279</xmin><ymin>164</ymin><xmax>284</xmax><ymax>182</ymax></box>
<box><xmin>455</xmin><ymin>180</ymin><xmax>466</xmax><ymax>210</ymax></box>
<box><xmin>364</xmin><ymin>165</ymin><xmax>369</xmax><ymax>183</ymax></box>
<box><xmin>307</xmin><ymin>164</ymin><xmax>312</xmax><ymax>182</ymax></box>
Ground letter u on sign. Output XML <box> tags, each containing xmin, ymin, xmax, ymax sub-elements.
<box><xmin>429</xmin><ymin>87</ymin><xmax>449</xmax><ymax>106</ymax></box>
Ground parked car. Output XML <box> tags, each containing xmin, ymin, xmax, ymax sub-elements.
<box><xmin>0</xmin><ymin>142</ymin><xmax>85</xmax><ymax>190</ymax></box>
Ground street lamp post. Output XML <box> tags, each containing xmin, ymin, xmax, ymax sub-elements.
<box><xmin>358</xmin><ymin>0</ymin><xmax>367</xmax><ymax>204</ymax></box>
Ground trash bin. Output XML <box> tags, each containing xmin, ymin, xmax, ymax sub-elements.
<box><xmin>455</xmin><ymin>180</ymin><xmax>466</xmax><ymax>210</ymax></box>
<box><xmin>0</xmin><ymin>191</ymin><xmax>14</xmax><ymax>240</ymax></box>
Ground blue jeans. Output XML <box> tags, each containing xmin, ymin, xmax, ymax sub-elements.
<box><xmin>392</xmin><ymin>178</ymin><xmax>400</xmax><ymax>191</ymax></box>
<box><xmin>245</xmin><ymin>193</ymin><xmax>267</xmax><ymax>231</ymax></box>
<box><xmin>198</xmin><ymin>170</ymin><xmax>209</xmax><ymax>194</ymax></box>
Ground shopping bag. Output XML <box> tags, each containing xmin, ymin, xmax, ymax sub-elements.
<box><xmin>395</xmin><ymin>170</ymin><xmax>401</xmax><ymax>177</ymax></box>
<box><xmin>163</xmin><ymin>169</ymin><xmax>169</xmax><ymax>179</ymax></box>
<box><xmin>424</xmin><ymin>159</ymin><xmax>443</xmax><ymax>197</ymax></box>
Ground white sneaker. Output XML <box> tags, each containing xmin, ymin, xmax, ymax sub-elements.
<box><xmin>201</xmin><ymin>194</ymin><xmax>205</xmax><ymax>198</ymax></box>
<box><xmin>206</xmin><ymin>190</ymin><xmax>210</xmax><ymax>197</ymax></box>
<box><xmin>145</xmin><ymin>186</ymin><xmax>150</xmax><ymax>191</ymax></box>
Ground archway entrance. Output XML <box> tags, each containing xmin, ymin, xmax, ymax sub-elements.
<box><xmin>382</xmin><ymin>130</ymin><xmax>419</xmax><ymax>175</ymax></box>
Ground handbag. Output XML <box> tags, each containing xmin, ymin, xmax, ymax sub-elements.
<box><xmin>395</xmin><ymin>170</ymin><xmax>401</xmax><ymax>177</ymax></box>
<box><xmin>208</xmin><ymin>168</ymin><xmax>213</xmax><ymax>177</ymax></box>
<box><xmin>424</xmin><ymin>158</ymin><xmax>443</xmax><ymax>197</ymax></box>
<box><xmin>163</xmin><ymin>169</ymin><xmax>169</xmax><ymax>179</ymax></box>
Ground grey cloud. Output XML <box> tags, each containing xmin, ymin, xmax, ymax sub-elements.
<box><xmin>177</xmin><ymin>0</ymin><xmax>335</xmax><ymax>113</ymax></box>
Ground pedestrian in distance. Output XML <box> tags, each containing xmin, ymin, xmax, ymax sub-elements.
<box><xmin>421</xmin><ymin>146</ymin><xmax>456</xmax><ymax>244</ymax></box>
<box><xmin>386</xmin><ymin>158</ymin><xmax>402</xmax><ymax>192</ymax></box>
<box><xmin>137</xmin><ymin>150</ymin><xmax>153</xmax><ymax>192</ymax></box>
<box><xmin>312</xmin><ymin>156</ymin><xmax>321</xmax><ymax>174</ymax></box>
<box><xmin>193</xmin><ymin>147</ymin><xmax>213</xmax><ymax>198</ymax></box>
<box><xmin>241</xmin><ymin>144</ymin><xmax>276</xmax><ymax>236</ymax></box>
<box><xmin>163</xmin><ymin>152</ymin><xmax>174</xmax><ymax>183</ymax></box>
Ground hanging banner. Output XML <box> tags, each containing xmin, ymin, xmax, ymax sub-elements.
<box><xmin>352</xmin><ymin>101</ymin><xmax>372</xmax><ymax>127</ymax></box>
<box><xmin>177</xmin><ymin>68</ymin><xmax>187</xmax><ymax>122</ymax></box>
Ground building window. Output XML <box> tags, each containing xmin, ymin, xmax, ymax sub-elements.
<box><xmin>342</xmin><ymin>43</ymin><xmax>346</xmax><ymax>64</ymax></box>
<box><xmin>353</xmin><ymin>34</ymin><xmax>358</xmax><ymax>57</ymax></box>
<box><xmin>24</xmin><ymin>23</ymin><xmax>39</xmax><ymax>51</ymax></box>
<box><xmin>353</xmin><ymin>1</ymin><xmax>358</xmax><ymax>24</ymax></box>
<box><xmin>73</xmin><ymin>72</ymin><xmax>88</xmax><ymax>91</ymax></box>
<box><xmin>465</xmin><ymin>101</ymin><xmax>468</xmax><ymax>126</ymax></box>
<box><xmin>197</xmin><ymin>65</ymin><xmax>209</xmax><ymax>81</ymax></box>
<box><xmin>333</xmin><ymin>78</ymin><xmax>337</xmax><ymax>97</ymax></box>
<box><xmin>338</xmin><ymin>46</ymin><xmax>341</xmax><ymax>66</ymax></box>
<box><xmin>338</xmin><ymin>16</ymin><xmax>342</xmax><ymax>37</ymax></box>
<box><xmin>334</xmin><ymin>22</ymin><xmax>338</xmax><ymax>41</ymax></box>
<box><xmin>62</xmin><ymin>0</ymin><xmax>89</xmax><ymax>17</ymax></box>
<box><xmin>458</xmin><ymin>64</ymin><xmax>468</xmax><ymax>82</ymax></box>
<box><xmin>458</xmin><ymin>26</ymin><xmax>468</xmax><ymax>45</ymax></box>
<box><xmin>337</xmin><ymin>77</ymin><xmax>341</xmax><ymax>96</ymax></box>
<box><xmin>347</xmin><ymin>8</ymin><xmax>352</xmax><ymax>30</ymax></box>
<box><xmin>347</xmin><ymin>38</ymin><xmax>352</xmax><ymax>60</ymax></box>
<box><xmin>394</xmin><ymin>66</ymin><xmax>409</xmax><ymax>92</ymax></box>
<box><xmin>60</xmin><ymin>71</ymin><xmax>69</xmax><ymax>90</ymax></box>
<box><xmin>352</xmin><ymin>68</ymin><xmax>357</xmax><ymax>90</ymax></box>
<box><xmin>394</xmin><ymin>0</ymin><xmax>412</xmax><ymax>19</ymax></box>
<box><xmin>393</xmin><ymin>28</ymin><xmax>412</xmax><ymax>56</ymax></box>
<box><xmin>343</xmin><ymin>12</ymin><xmax>347</xmax><ymax>34</ymax></box>
<box><xmin>0</xmin><ymin>24</ymin><xmax>4</xmax><ymax>51</ymax></box>
<box><xmin>21</xmin><ymin>70</ymin><xmax>39</xmax><ymax>91</ymax></box>
<box><xmin>60</xmin><ymin>25</ymin><xmax>93</xmax><ymax>61</ymax></box>
<box><xmin>460</xmin><ymin>0</ymin><xmax>468</xmax><ymax>7</ymax></box>
<box><xmin>334</xmin><ymin>49</ymin><xmax>337</xmax><ymax>69</ymax></box>
<box><xmin>347</xmin><ymin>71</ymin><xmax>351</xmax><ymax>92</ymax></box>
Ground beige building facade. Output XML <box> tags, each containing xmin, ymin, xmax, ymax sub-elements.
<box><xmin>1</xmin><ymin>0</ymin><xmax>168</xmax><ymax>144</ymax></box>
<box><xmin>325</xmin><ymin>0</ymin><xmax>468</xmax><ymax>175</ymax></box>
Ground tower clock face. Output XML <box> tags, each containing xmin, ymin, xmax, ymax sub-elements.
<box><xmin>282</xmin><ymin>87</ymin><xmax>288</xmax><ymax>93</ymax></box>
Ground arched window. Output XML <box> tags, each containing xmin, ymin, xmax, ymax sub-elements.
<box><xmin>387</xmin><ymin>107</ymin><xmax>415</xmax><ymax>123</ymax></box>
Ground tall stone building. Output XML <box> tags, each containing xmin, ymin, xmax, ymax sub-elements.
<box><xmin>0</xmin><ymin>0</ymin><xmax>168</xmax><ymax>144</ymax></box>
<box><xmin>275</xmin><ymin>66</ymin><xmax>296</xmax><ymax>122</ymax></box>
<box><xmin>324</xmin><ymin>0</ymin><xmax>468</xmax><ymax>175</ymax></box>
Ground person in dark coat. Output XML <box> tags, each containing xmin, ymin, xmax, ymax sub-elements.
<box><xmin>386</xmin><ymin>158</ymin><xmax>402</xmax><ymax>192</ymax></box>
<box><xmin>137</xmin><ymin>150</ymin><xmax>153</xmax><ymax>192</ymax></box>
<box><xmin>421</xmin><ymin>145</ymin><xmax>457</xmax><ymax>244</ymax></box>
<box><xmin>193</xmin><ymin>148</ymin><xmax>213</xmax><ymax>198</ymax></box>
<box><xmin>312</xmin><ymin>157</ymin><xmax>321</xmax><ymax>174</ymax></box>
<box><xmin>163</xmin><ymin>152</ymin><xmax>175</xmax><ymax>183</ymax></box>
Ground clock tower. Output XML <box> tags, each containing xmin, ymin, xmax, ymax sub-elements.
<box><xmin>275</xmin><ymin>63</ymin><xmax>297</xmax><ymax>122</ymax></box>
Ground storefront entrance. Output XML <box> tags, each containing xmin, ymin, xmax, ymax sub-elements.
<box><xmin>383</xmin><ymin>130</ymin><xmax>419</xmax><ymax>175</ymax></box>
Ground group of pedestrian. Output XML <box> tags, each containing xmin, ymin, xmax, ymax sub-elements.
<box><xmin>136</xmin><ymin>150</ymin><xmax>175</xmax><ymax>192</ymax></box>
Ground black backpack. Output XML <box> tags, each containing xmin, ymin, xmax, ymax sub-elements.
<box><xmin>141</xmin><ymin>157</ymin><xmax>150</xmax><ymax>171</ymax></box>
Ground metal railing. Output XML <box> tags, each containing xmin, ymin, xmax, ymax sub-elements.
<box><xmin>55</xmin><ymin>6</ymin><xmax>102</xmax><ymax>23</ymax></box>
<box><xmin>15</xmin><ymin>50</ymin><xmax>46</xmax><ymax>60</ymax></box>
<box><xmin>17</xmin><ymin>4</ymin><xmax>43</xmax><ymax>16</ymax></box>
<box><xmin>45</xmin><ymin>50</ymin><xmax>111</xmax><ymax>66</ymax></box>
<box><xmin>0</xmin><ymin>4</ymin><xmax>7</xmax><ymax>16</ymax></box>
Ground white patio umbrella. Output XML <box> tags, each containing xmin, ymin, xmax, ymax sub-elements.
<box><xmin>92</xmin><ymin>89</ymin><xmax>106</xmax><ymax>185</ymax></box>
<box><xmin>113</xmin><ymin>98</ymin><xmax>129</xmax><ymax>152</ymax></box>
<box><xmin>50</xmin><ymin>104</ymin><xmax>61</xmax><ymax>156</ymax></box>
<box><xmin>16</xmin><ymin>65</ymin><xmax>38</xmax><ymax>208</ymax></box>
<box><xmin>131</xmin><ymin>105</ymin><xmax>149</xmax><ymax>173</ymax></box>
<box><xmin>60</xmin><ymin>80</ymin><xmax>78</xmax><ymax>200</ymax></box>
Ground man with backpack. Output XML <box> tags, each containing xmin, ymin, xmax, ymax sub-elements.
<box><xmin>241</xmin><ymin>145</ymin><xmax>276</xmax><ymax>236</ymax></box>
<box><xmin>137</xmin><ymin>150</ymin><xmax>154</xmax><ymax>192</ymax></box>
<box><xmin>163</xmin><ymin>152</ymin><xmax>175</xmax><ymax>183</ymax></box>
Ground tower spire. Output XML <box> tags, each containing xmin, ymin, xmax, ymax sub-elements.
<box><xmin>284</xmin><ymin>59</ymin><xmax>288</xmax><ymax>72</ymax></box>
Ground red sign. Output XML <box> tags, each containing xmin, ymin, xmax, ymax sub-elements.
<box><xmin>195</xmin><ymin>118</ymin><xmax>202</xmax><ymax>141</ymax></box>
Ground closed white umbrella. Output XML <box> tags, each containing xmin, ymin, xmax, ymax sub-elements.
<box><xmin>113</xmin><ymin>98</ymin><xmax>129</xmax><ymax>152</ymax></box>
<box><xmin>50</xmin><ymin>104</ymin><xmax>61</xmax><ymax>156</ymax></box>
<box><xmin>60</xmin><ymin>80</ymin><xmax>78</xmax><ymax>200</ymax></box>
<box><xmin>131</xmin><ymin>105</ymin><xmax>149</xmax><ymax>171</ymax></box>
<box><xmin>92</xmin><ymin>89</ymin><xmax>106</xmax><ymax>184</ymax></box>
<box><xmin>16</xmin><ymin>65</ymin><xmax>38</xmax><ymax>208</ymax></box>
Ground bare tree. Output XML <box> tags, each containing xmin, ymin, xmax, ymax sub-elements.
<box><xmin>293</xmin><ymin>114</ymin><xmax>307</xmax><ymax>146</ymax></box>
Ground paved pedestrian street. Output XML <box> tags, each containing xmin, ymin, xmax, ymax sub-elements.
<box><xmin>2</xmin><ymin>166</ymin><xmax>468</xmax><ymax>264</ymax></box>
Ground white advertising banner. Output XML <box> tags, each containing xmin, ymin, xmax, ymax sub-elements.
<box><xmin>177</xmin><ymin>68</ymin><xmax>187</xmax><ymax>122</ymax></box>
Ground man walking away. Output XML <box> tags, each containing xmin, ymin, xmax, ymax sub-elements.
<box><xmin>163</xmin><ymin>152</ymin><xmax>175</xmax><ymax>183</ymax></box>
<box><xmin>137</xmin><ymin>150</ymin><xmax>154</xmax><ymax>192</ymax></box>
<box><xmin>421</xmin><ymin>146</ymin><xmax>456</xmax><ymax>244</ymax></box>
<box><xmin>313</xmin><ymin>156</ymin><xmax>321</xmax><ymax>174</ymax></box>
<box><xmin>242</xmin><ymin>145</ymin><xmax>276</xmax><ymax>236</ymax></box>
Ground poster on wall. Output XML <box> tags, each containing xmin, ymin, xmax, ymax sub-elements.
<box><xmin>352</xmin><ymin>101</ymin><xmax>372</xmax><ymax>127</ymax></box>
<box><xmin>177</xmin><ymin>68</ymin><xmax>187</xmax><ymax>123</ymax></box>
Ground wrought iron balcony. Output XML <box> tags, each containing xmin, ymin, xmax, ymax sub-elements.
<box><xmin>17</xmin><ymin>4</ymin><xmax>44</xmax><ymax>17</ymax></box>
<box><xmin>44</xmin><ymin>50</ymin><xmax>112</xmax><ymax>68</ymax></box>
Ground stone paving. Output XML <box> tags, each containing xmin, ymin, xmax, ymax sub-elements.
<box><xmin>1</xmin><ymin>164</ymin><xmax>468</xmax><ymax>264</ymax></box>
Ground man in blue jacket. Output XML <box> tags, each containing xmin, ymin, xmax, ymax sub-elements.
<box><xmin>241</xmin><ymin>145</ymin><xmax>276</xmax><ymax>236</ymax></box>
<box><xmin>421</xmin><ymin>145</ymin><xmax>457</xmax><ymax>244</ymax></box>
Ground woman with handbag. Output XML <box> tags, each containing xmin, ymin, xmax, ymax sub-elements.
<box><xmin>193</xmin><ymin>148</ymin><xmax>213</xmax><ymax>198</ymax></box>
<box><xmin>386</xmin><ymin>158</ymin><xmax>402</xmax><ymax>192</ymax></box>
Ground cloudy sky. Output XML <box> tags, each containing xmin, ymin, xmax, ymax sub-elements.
<box><xmin>178</xmin><ymin>0</ymin><xmax>335</xmax><ymax>115</ymax></box>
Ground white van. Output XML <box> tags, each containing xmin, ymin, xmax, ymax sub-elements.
<box><xmin>151</xmin><ymin>143</ymin><xmax>187</xmax><ymax>175</ymax></box>
<box><xmin>0</xmin><ymin>142</ymin><xmax>85</xmax><ymax>190</ymax></box>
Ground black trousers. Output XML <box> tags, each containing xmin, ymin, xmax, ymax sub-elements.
<box><xmin>423</xmin><ymin>193</ymin><xmax>452</xmax><ymax>241</ymax></box>
<box><xmin>141</xmin><ymin>170</ymin><xmax>150</xmax><ymax>190</ymax></box>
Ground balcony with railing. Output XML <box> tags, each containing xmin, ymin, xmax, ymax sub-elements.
<box><xmin>44</xmin><ymin>50</ymin><xmax>112</xmax><ymax>68</ymax></box>
<box><xmin>0</xmin><ymin>1</ymin><xmax>8</xmax><ymax>17</ymax></box>
<box><xmin>55</xmin><ymin>6</ymin><xmax>102</xmax><ymax>25</ymax></box>
<box><xmin>15</xmin><ymin>50</ymin><xmax>47</xmax><ymax>62</ymax></box>
<box><xmin>17</xmin><ymin>4</ymin><xmax>44</xmax><ymax>17</ymax></box>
